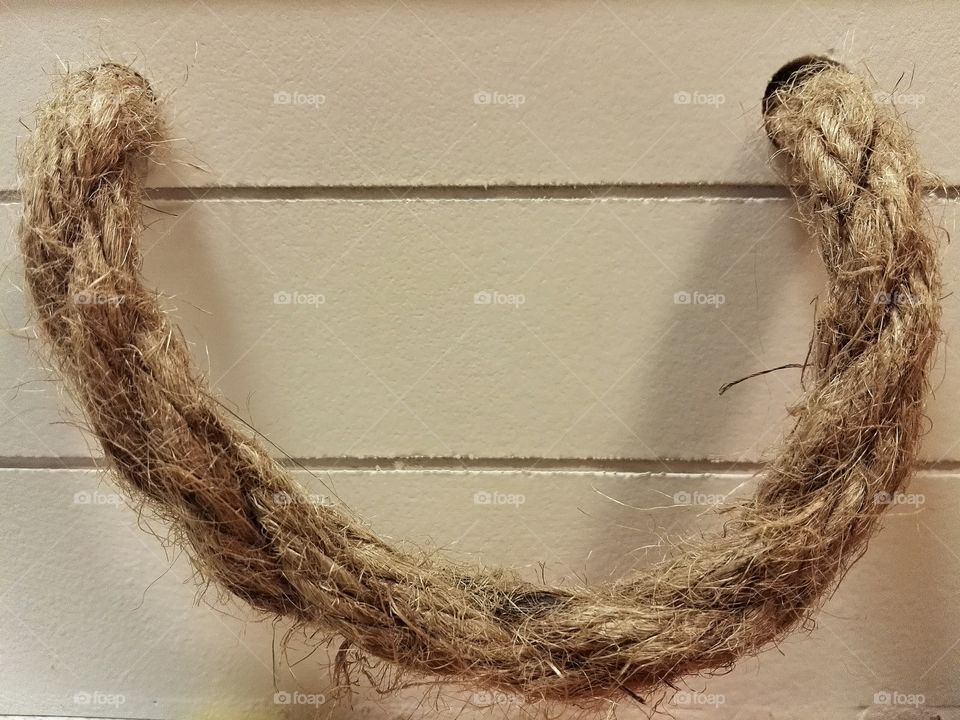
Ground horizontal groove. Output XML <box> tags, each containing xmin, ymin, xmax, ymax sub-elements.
<box><xmin>294</xmin><ymin>457</ymin><xmax>762</xmax><ymax>474</ymax></box>
<box><xmin>146</xmin><ymin>183</ymin><xmax>795</xmax><ymax>202</ymax></box>
<box><xmin>0</xmin><ymin>456</ymin><xmax>757</xmax><ymax>473</ymax></box>
<box><xmin>3</xmin><ymin>455</ymin><xmax>960</xmax><ymax>475</ymax></box>
<box><xmin>5</xmin><ymin>183</ymin><xmax>960</xmax><ymax>204</ymax></box>
<box><xmin>1</xmin><ymin>183</ymin><xmax>792</xmax><ymax>204</ymax></box>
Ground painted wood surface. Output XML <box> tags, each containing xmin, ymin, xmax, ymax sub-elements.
<box><xmin>0</xmin><ymin>468</ymin><xmax>957</xmax><ymax>719</ymax></box>
<box><xmin>0</xmin><ymin>1</ymin><xmax>956</xmax><ymax>189</ymax></box>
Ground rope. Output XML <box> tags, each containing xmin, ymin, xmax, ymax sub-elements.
<box><xmin>18</xmin><ymin>56</ymin><xmax>941</xmax><ymax>704</ymax></box>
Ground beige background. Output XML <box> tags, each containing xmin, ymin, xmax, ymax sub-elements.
<box><xmin>0</xmin><ymin>1</ymin><xmax>958</xmax><ymax>718</ymax></box>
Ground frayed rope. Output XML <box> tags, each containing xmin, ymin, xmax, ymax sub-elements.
<box><xmin>18</xmin><ymin>57</ymin><xmax>941</xmax><ymax>705</ymax></box>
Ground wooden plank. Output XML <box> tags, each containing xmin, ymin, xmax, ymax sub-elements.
<box><xmin>0</xmin><ymin>467</ymin><xmax>956</xmax><ymax>718</ymax></box>
<box><xmin>1</xmin><ymin>0</ymin><xmax>957</xmax><ymax>188</ymax></box>
<box><xmin>4</xmin><ymin>197</ymin><xmax>958</xmax><ymax>461</ymax></box>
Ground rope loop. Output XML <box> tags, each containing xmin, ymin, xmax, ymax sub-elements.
<box><xmin>18</xmin><ymin>57</ymin><xmax>941</xmax><ymax>704</ymax></box>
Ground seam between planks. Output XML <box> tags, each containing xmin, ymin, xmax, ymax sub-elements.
<box><xmin>4</xmin><ymin>184</ymin><xmax>959</xmax><ymax>204</ymax></box>
<box><xmin>2</xmin><ymin>457</ymin><xmax>960</xmax><ymax>475</ymax></box>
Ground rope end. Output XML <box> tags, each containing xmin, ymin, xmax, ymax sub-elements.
<box><xmin>763</xmin><ymin>56</ymin><xmax>842</xmax><ymax>117</ymax></box>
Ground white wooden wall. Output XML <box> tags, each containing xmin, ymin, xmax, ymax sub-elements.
<box><xmin>1</xmin><ymin>2</ymin><xmax>958</xmax><ymax>718</ymax></box>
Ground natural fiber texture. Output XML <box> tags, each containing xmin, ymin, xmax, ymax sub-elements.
<box><xmin>19</xmin><ymin>59</ymin><xmax>941</xmax><ymax>704</ymax></box>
